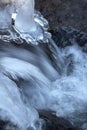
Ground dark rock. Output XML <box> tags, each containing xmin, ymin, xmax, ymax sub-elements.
<box><xmin>0</xmin><ymin>120</ymin><xmax>5</xmax><ymax>130</ymax></box>
<box><xmin>36</xmin><ymin>0</ymin><xmax>87</xmax><ymax>32</ymax></box>
<box><xmin>83</xmin><ymin>44</ymin><xmax>87</xmax><ymax>52</ymax></box>
<box><xmin>0</xmin><ymin>120</ymin><xmax>18</xmax><ymax>130</ymax></box>
<box><xmin>50</xmin><ymin>27</ymin><xmax>87</xmax><ymax>48</ymax></box>
<box><xmin>38</xmin><ymin>109</ymin><xmax>77</xmax><ymax>130</ymax></box>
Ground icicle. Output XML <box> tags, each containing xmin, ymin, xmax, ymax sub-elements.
<box><xmin>15</xmin><ymin>0</ymin><xmax>36</xmax><ymax>32</ymax></box>
<box><xmin>0</xmin><ymin>0</ymin><xmax>12</xmax><ymax>29</ymax></box>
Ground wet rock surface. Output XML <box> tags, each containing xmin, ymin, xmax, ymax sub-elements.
<box><xmin>0</xmin><ymin>120</ymin><xmax>18</xmax><ymax>130</ymax></box>
<box><xmin>50</xmin><ymin>27</ymin><xmax>87</xmax><ymax>48</ymax></box>
<box><xmin>38</xmin><ymin>110</ymin><xmax>77</xmax><ymax>130</ymax></box>
<box><xmin>36</xmin><ymin>0</ymin><xmax>87</xmax><ymax>32</ymax></box>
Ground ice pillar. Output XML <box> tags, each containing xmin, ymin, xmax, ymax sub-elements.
<box><xmin>0</xmin><ymin>0</ymin><xmax>13</xmax><ymax>29</ymax></box>
<box><xmin>15</xmin><ymin>0</ymin><xmax>36</xmax><ymax>32</ymax></box>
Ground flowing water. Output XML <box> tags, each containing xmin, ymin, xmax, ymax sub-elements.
<box><xmin>0</xmin><ymin>0</ymin><xmax>87</xmax><ymax>130</ymax></box>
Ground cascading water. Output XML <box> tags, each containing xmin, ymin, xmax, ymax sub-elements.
<box><xmin>0</xmin><ymin>0</ymin><xmax>87</xmax><ymax>130</ymax></box>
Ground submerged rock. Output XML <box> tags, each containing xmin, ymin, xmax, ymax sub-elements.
<box><xmin>0</xmin><ymin>120</ymin><xmax>18</xmax><ymax>130</ymax></box>
<box><xmin>38</xmin><ymin>110</ymin><xmax>77</xmax><ymax>130</ymax></box>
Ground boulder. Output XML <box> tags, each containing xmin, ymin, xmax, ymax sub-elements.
<box><xmin>38</xmin><ymin>109</ymin><xmax>77</xmax><ymax>130</ymax></box>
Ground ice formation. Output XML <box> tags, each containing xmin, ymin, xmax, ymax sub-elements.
<box><xmin>0</xmin><ymin>0</ymin><xmax>51</xmax><ymax>45</ymax></box>
<box><xmin>0</xmin><ymin>0</ymin><xmax>13</xmax><ymax>29</ymax></box>
<box><xmin>15</xmin><ymin>0</ymin><xmax>36</xmax><ymax>32</ymax></box>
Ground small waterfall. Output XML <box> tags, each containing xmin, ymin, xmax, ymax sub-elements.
<box><xmin>0</xmin><ymin>0</ymin><xmax>87</xmax><ymax>130</ymax></box>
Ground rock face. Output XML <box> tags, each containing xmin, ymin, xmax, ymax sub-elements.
<box><xmin>0</xmin><ymin>120</ymin><xmax>18</xmax><ymax>130</ymax></box>
<box><xmin>38</xmin><ymin>110</ymin><xmax>77</xmax><ymax>130</ymax></box>
<box><xmin>35</xmin><ymin>0</ymin><xmax>87</xmax><ymax>32</ymax></box>
<box><xmin>50</xmin><ymin>27</ymin><xmax>87</xmax><ymax>48</ymax></box>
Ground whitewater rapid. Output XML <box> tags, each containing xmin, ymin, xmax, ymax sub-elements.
<box><xmin>0</xmin><ymin>40</ymin><xmax>87</xmax><ymax>129</ymax></box>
